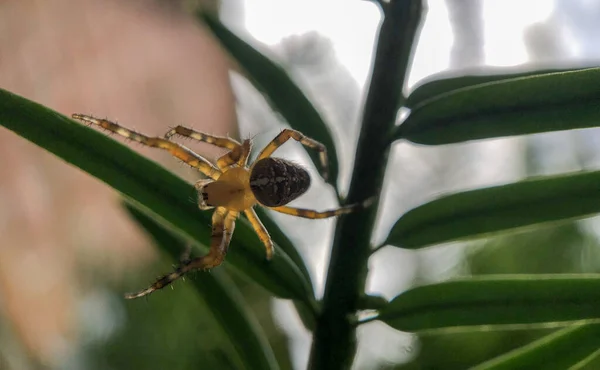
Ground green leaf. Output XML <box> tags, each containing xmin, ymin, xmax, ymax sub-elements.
<box><xmin>0</xmin><ymin>87</ymin><xmax>314</xmax><ymax>303</ymax></box>
<box><xmin>198</xmin><ymin>12</ymin><xmax>339</xmax><ymax>187</ymax></box>
<box><xmin>254</xmin><ymin>208</ymin><xmax>313</xmax><ymax>292</ymax></box>
<box><xmin>406</xmin><ymin>66</ymin><xmax>592</xmax><ymax>109</ymax></box>
<box><xmin>357</xmin><ymin>294</ymin><xmax>389</xmax><ymax>311</ymax></box>
<box><xmin>397</xmin><ymin>67</ymin><xmax>600</xmax><ymax>144</ymax></box>
<box><xmin>377</xmin><ymin>275</ymin><xmax>600</xmax><ymax>332</ymax></box>
<box><xmin>574</xmin><ymin>349</ymin><xmax>600</xmax><ymax>370</ymax></box>
<box><xmin>124</xmin><ymin>203</ymin><xmax>280</xmax><ymax>370</ymax></box>
<box><xmin>471</xmin><ymin>323</ymin><xmax>600</xmax><ymax>370</ymax></box>
<box><xmin>255</xmin><ymin>207</ymin><xmax>317</xmax><ymax>331</ymax></box>
<box><xmin>385</xmin><ymin>170</ymin><xmax>600</xmax><ymax>249</ymax></box>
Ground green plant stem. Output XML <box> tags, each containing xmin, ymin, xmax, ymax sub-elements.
<box><xmin>308</xmin><ymin>1</ymin><xmax>423</xmax><ymax>369</ymax></box>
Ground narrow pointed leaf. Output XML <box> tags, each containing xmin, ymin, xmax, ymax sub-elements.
<box><xmin>574</xmin><ymin>351</ymin><xmax>600</xmax><ymax>370</ymax></box>
<box><xmin>255</xmin><ymin>208</ymin><xmax>313</xmax><ymax>292</ymax></box>
<box><xmin>397</xmin><ymin>68</ymin><xmax>600</xmax><ymax>144</ymax></box>
<box><xmin>574</xmin><ymin>349</ymin><xmax>600</xmax><ymax>370</ymax></box>
<box><xmin>406</xmin><ymin>66</ymin><xmax>593</xmax><ymax>109</ymax></box>
<box><xmin>0</xmin><ymin>88</ymin><xmax>314</xmax><ymax>303</ymax></box>
<box><xmin>385</xmin><ymin>170</ymin><xmax>600</xmax><ymax>249</ymax></box>
<box><xmin>357</xmin><ymin>294</ymin><xmax>389</xmax><ymax>310</ymax></box>
<box><xmin>124</xmin><ymin>203</ymin><xmax>280</xmax><ymax>370</ymax></box>
<box><xmin>377</xmin><ymin>275</ymin><xmax>600</xmax><ymax>332</ymax></box>
<box><xmin>472</xmin><ymin>323</ymin><xmax>600</xmax><ymax>370</ymax></box>
<box><xmin>199</xmin><ymin>13</ymin><xmax>339</xmax><ymax>186</ymax></box>
<box><xmin>255</xmin><ymin>207</ymin><xmax>317</xmax><ymax>330</ymax></box>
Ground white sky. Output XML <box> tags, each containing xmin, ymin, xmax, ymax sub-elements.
<box><xmin>238</xmin><ymin>1</ymin><xmax>559</xmax><ymax>369</ymax></box>
<box><xmin>243</xmin><ymin>0</ymin><xmax>380</xmax><ymax>86</ymax></box>
<box><xmin>243</xmin><ymin>0</ymin><xmax>555</xmax><ymax>88</ymax></box>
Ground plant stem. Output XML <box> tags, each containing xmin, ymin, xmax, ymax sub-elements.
<box><xmin>309</xmin><ymin>1</ymin><xmax>423</xmax><ymax>369</ymax></box>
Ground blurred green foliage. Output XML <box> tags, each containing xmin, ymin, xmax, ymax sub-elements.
<box><xmin>83</xmin><ymin>259</ymin><xmax>294</xmax><ymax>370</ymax></box>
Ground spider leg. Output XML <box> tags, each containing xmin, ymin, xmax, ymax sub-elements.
<box><xmin>244</xmin><ymin>208</ymin><xmax>274</xmax><ymax>260</ymax></box>
<box><xmin>165</xmin><ymin>125</ymin><xmax>241</xmax><ymax>149</ymax></box>
<box><xmin>222</xmin><ymin>211</ymin><xmax>237</xmax><ymax>250</ymax></box>
<box><xmin>165</xmin><ymin>126</ymin><xmax>252</xmax><ymax>170</ymax></box>
<box><xmin>195</xmin><ymin>178</ymin><xmax>215</xmax><ymax>210</ymax></box>
<box><xmin>180</xmin><ymin>243</ymin><xmax>192</xmax><ymax>264</ymax></box>
<box><xmin>268</xmin><ymin>197</ymin><xmax>373</xmax><ymax>219</ymax></box>
<box><xmin>256</xmin><ymin>128</ymin><xmax>329</xmax><ymax>181</ymax></box>
<box><xmin>72</xmin><ymin>114</ymin><xmax>221</xmax><ymax>180</ymax></box>
<box><xmin>216</xmin><ymin>139</ymin><xmax>252</xmax><ymax>169</ymax></box>
<box><xmin>124</xmin><ymin>207</ymin><xmax>238</xmax><ymax>299</ymax></box>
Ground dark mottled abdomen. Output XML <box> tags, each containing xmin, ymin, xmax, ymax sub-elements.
<box><xmin>250</xmin><ymin>158</ymin><xmax>311</xmax><ymax>207</ymax></box>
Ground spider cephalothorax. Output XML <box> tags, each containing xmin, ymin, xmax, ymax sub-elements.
<box><xmin>72</xmin><ymin>114</ymin><xmax>370</xmax><ymax>299</ymax></box>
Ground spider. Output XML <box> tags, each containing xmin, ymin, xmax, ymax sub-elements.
<box><xmin>72</xmin><ymin>114</ymin><xmax>371</xmax><ymax>299</ymax></box>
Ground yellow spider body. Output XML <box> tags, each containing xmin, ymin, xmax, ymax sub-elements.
<box><xmin>201</xmin><ymin>166</ymin><xmax>255</xmax><ymax>211</ymax></box>
<box><xmin>72</xmin><ymin>113</ymin><xmax>368</xmax><ymax>299</ymax></box>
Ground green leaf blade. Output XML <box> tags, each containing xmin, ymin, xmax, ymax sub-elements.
<box><xmin>398</xmin><ymin>68</ymin><xmax>600</xmax><ymax>144</ymax></box>
<box><xmin>199</xmin><ymin>13</ymin><xmax>339</xmax><ymax>186</ymax></box>
<box><xmin>124</xmin><ymin>203</ymin><xmax>280</xmax><ymax>370</ymax></box>
<box><xmin>378</xmin><ymin>275</ymin><xmax>600</xmax><ymax>332</ymax></box>
<box><xmin>255</xmin><ymin>207</ymin><xmax>317</xmax><ymax>330</ymax></box>
<box><xmin>405</xmin><ymin>66</ymin><xmax>593</xmax><ymax>109</ymax></box>
<box><xmin>385</xmin><ymin>170</ymin><xmax>600</xmax><ymax>249</ymax></box>
<box><xmin>472</xmin><ymin>323</ymin><xmax>600</xmax><ymax>370</ymax></box>
<box><xmin>0</xmin><ymin>88</ymin><xmax>314</xmax><ymax>303</ymax></box>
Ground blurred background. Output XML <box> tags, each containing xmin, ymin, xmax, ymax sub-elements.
<box><xmin>1</xmin><ymin>0</ymin><xmax>600</xmax><ymax>369</ymax></box>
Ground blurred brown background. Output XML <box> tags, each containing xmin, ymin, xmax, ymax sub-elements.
<box><xmin>0</xmin><ymin>0</ymin><xmax>235</xmax><ymax>367</ymax></box>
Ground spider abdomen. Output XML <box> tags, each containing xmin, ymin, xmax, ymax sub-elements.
<box><xmin>250</xmin><ymin>158</ymin><xmax>311</xmax><ymax>207</ymax></box>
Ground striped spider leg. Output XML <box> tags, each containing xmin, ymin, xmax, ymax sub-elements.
<box><xmin>72</xmin><ymin>115</ymin><xmax>372</xmax><ymax>299</ymax></box>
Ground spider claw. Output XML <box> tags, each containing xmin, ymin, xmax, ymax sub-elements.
<box><xmin>125</xmin><ymin>269</ymin><xmax>185</xmax><ymax>299</ymax></box>
<box><xmin>124</xmin><ymin>287</ymin><xmax>155</xmax><ymax>300</ymax></box>
<box><xmin>265</xmin><ymin>245</ymin><xmax>274</xmax><ymax>261</ymax></box>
